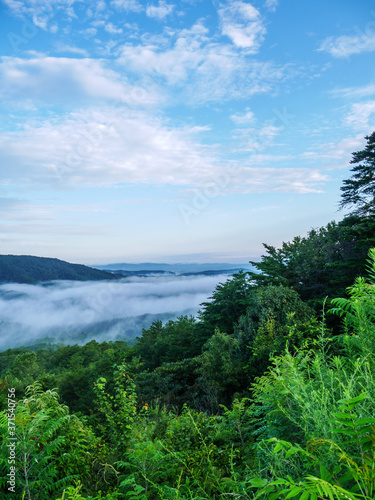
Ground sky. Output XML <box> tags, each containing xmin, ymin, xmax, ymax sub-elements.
<box><xmin>0</xmin><ymin>0</ymin><xmax>375</xmax><ymax>265</ymax></box>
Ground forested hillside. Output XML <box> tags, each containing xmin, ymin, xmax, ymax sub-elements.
<box><xmin>0</xmin><ymin>255</ymin><xmax>119</xmax><ymax>284</ymax></box>
<box><xmin>1</xmin><ymin>133</ymin><xmax>375</xmax><ymax>499</ymax></box>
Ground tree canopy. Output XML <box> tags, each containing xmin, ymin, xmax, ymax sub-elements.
<box><xmin>248</xmin><ymin>215</ymin><xmax>375</xmax><ymax>305</ymax></box>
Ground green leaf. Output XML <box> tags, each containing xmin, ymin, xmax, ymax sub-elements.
<box><xmin>354</xmin><ymin>417</ymin><xmax>375</xmax><ymax>426</ymax></box>
<box><xmin>273</xmin><ymin>442</ymin><xmax>284</xmax><ymax>453</ymax></box>
<box><xmin>334</xmin><ymin>412</ymin><xmax>355</xmax><ymax>419</ymax></box>
<box><xmin>333</xmin><ymin>428</ymin><xmax>357</xmax><ymax>435</ymax></box>
<box><xmin>249</xmin><ymin>478</ymin><xmax>267</xmax><ymax>488</ymax></box>
<box><xmin>300</xmin><ymin>492</ymin><xmax>310</xmax><ymax>500</ymax></box>
<box><xmin>269</xmin><ymin>492</ymin><xmax>282</xmax><ymax>500</ymax></box>
<box><xmin>285</xmin><ymin>448</ymin><xmax>299</xmax><ymax>458</ymax></box>
<box><xmin>285</xmin><ymin>486</ymin><xmax>303</xmax><ymax>498</ymax></box>
<box><xmin>346</xmin><ymin>393</ymin><xmax>368</xmax><ymax>405</ymax></box>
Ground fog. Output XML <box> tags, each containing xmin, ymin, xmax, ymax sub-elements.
<box><xmin>0</xmin><ymin>274</ymin><xmax>230</xmax><ymax>350</ymax></box>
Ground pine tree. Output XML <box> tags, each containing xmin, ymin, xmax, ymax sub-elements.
<box><xmin>340</xmin><ymin>131</ymin><xmax>375</xmax><ymax>216</ymax></box>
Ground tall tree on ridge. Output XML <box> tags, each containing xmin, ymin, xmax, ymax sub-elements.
<box><xmin>340</xmin><ymin>131</ymin><xmax>375</xmax><ymax>216</ymax></box>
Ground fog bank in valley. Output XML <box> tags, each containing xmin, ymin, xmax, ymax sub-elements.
<box><xmin>0</xmin><ymin>274</ymin><xmax>229</xmax><ymax>350</ymax></box>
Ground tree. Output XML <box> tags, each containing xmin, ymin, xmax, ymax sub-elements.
<box><xmin>234</xmin><ymin>285</ymin><xmax>315</xmax><ymax>382</ymax></box>
<box><xmin>197</xmin><ymin>271</ymin><xmax>253</xmax><ymax>340</ymax></box>
<box><xmin>136</xmin><ymin>316</ymin><xmax>198</xmax><ymax>371</ymax></box>
<box><xmin>340</xmin><ymin>131</ymin><xmax>375</xmax><ymax>216</ymax></box>
<box><xmin>198</xmin><ymin>329</ymin><xmax>242</xmax><ymax>409</ymax></box>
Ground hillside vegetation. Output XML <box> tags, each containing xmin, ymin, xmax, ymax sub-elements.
<box><xmin>1</xmin><ymin>133</ymin><xmax>375</xmax><ymax>499</ymax></box>
<box><xmin>0</xmin><ymin>255</ymin><xmax>118</xmax><ymax>284</ymax></box>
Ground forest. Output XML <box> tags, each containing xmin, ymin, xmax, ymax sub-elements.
<box><xmin>0</xmin><ymin>132</ymin><xmax>375</xmax><ymax>499</ymax></box>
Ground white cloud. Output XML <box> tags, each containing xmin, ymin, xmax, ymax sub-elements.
<box><xmin>209</xmin><ymin>165</ymin><xmax>326</xmax><ymax>194</ymax></box>
<box><xmin>264</xmin><ymin>0</ymin><xmax>278</xmax><ymax>12</ymax></box>
<box><xmin>345</xmin><ymin>101</ymin><xmax>375</xmax><ymax>130</ymax></box>
<box><xmin>329</xmin><ymin>83</ymin><xmax>375</xmax><ymax>99</ymax></box>
<box><xmin>2</xmin><ymin>0</ymin><xmax>80</xmax><ymax>32</ymax></box>
<box><xmin>80</xmin><ymin>27</ymin><xmax>97</xmax><ymax>36</ymax></box>
<box><xmin>119</xmin><ymin>26</ymin><xmax>208</xmax><ymax>84</ymax></box>
<box><xmin>300</xmin><ymin>134</ymin><xmax>366</xmax><ymax>162</ymax></box>
<box><xmin>96</xmin><ymin>0</ymin><xmax>106</xmax><ymax>11</ymax></box>
<box><xmin>105</xmin><ymin>22</ymin><xmax>123</xmax><ymax>34</ymax></box>
<box><xmin>54</xmin><ymin>44</ymin><xmax>89</xmax><ymax>56</ymax></box>
<box><xmin>230</xmin><ymin>109</ymin><xmax>255</xmax><ymax>124</ymax></box>
<box><xmin>146</xmin><ymin>1</ymin><xmax>174</xmax><ymax>19</ymax></box>
<box><xmin>118</xmin><ymin>22</ymin><xmax>286</xmax><ymax>102</ymax></box>
<box><xmin>111</xmin><ymin>0</ymin><xmax>143</xmax><ymax>12</ymax></box>
<box><xmin>0</xmin><ymin>108</ymin><xmax>216</xmax><ymax>188</ymax></box>
<box><xmin>0</xmin><ymin>56</ymin><xmax>159</xmax><ymax>105</ymax></box>
<box><xmin>319</xmin><ymin>32</ymin><xmax>375</xmax><ymax>58</ymax></box>
<box><xmin>236</xmin><ymin>124</ymin><xmax>282</xmax><ymax>151</ymax></box>
<box><xmin>218</xmin><ymin>1</ymin><xmax>266</xmax><ymax>51</ymax></box>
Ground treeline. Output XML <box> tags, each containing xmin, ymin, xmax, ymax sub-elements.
<box><xmin>0</xmin><ymin>132</ymin><xmax>375</xmax><ymax>499</ymax></box>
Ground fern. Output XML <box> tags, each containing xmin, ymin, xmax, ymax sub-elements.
<box><xmin>249</xmin><ymin>393</ymin><xmax>375</xmax><ymax>500</ymax></box>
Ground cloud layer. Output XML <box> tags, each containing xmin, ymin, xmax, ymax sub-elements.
<box><xmin>0</xmin><ymin>273</ymin><xmax>229</xmax><ymax>350</ymax></box>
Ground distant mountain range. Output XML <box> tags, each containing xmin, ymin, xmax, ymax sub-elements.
<box><xmin>0</xmin><ymin>255</ymin><xmax>118</xmax><ymax>284</ymax></box>
<box><xmin>0</xmin><ymin>255</ymin><xmax>254</xmax><ymax>285</ymax></box>
<box><xmin>94</xmin><ymin>262</ymin><xmax>253</xmax><ymax>274</ymax></box>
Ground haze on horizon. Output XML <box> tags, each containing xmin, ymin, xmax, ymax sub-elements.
<box><xmin>0</xmin><ymin>0</ymin><xmax>374</xmax><ymax>264</ymax></box>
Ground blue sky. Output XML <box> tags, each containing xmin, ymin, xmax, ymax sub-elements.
<box><xmin>0</xmin><ymin>0</ymin><xmax>374</xmax><ymax>265</ymax></box>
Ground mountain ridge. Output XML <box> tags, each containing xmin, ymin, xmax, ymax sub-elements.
<box><xmin>0</xmin><ymin>255</ymin><xmax>119</xmax><ymax>284</ymax></box>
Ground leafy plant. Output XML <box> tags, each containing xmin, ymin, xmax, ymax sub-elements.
<box><xmin>94</xmin><ymin>362</ymin><xmax>138</xmax><ymax>454</ymax></box>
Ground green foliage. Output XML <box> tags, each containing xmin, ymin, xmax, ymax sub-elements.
<box><xmin>0</xmin><ymin>339</ymin><xmax>132</xmax><ymax>415</ymax></box>
<box><xmin>12</xmin><ymin>351</ymin><xmax>40</xmax><ymax>380</ymax></box>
